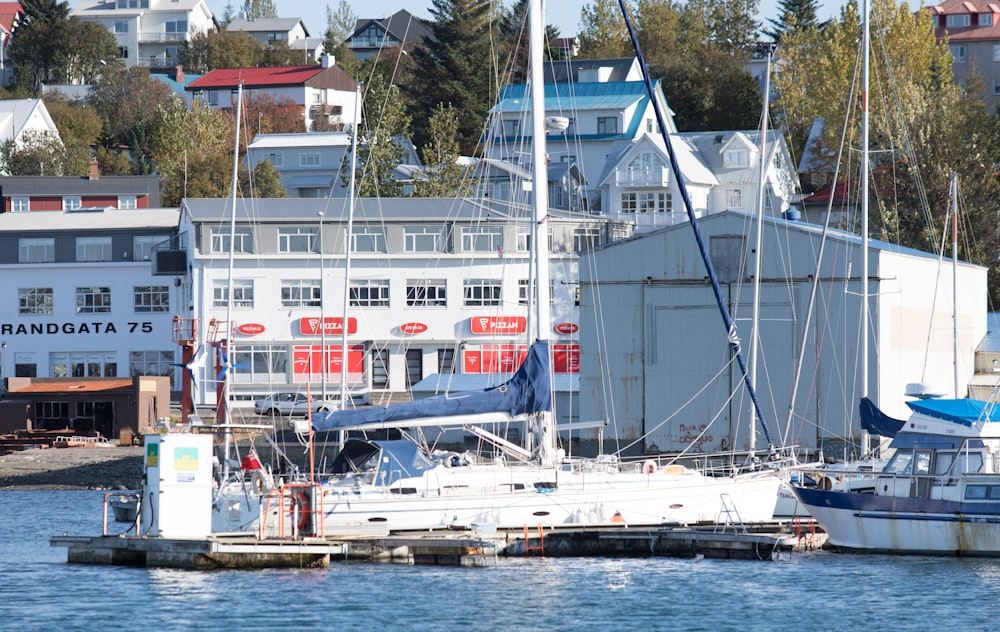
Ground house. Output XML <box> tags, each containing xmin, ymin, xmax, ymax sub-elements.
<box><xmin>226</xmin><ymin>17</ymin><xmax>324</xmax><ymax>62</ymax></box>
<box><xmin>151</xmin><ymin>65</ymin><xmax>202</xmax><ymax>103</ymax></box>
<box><xmin>70</xmin><ymin>0</ymin><xmax>216</xmax><ymax>71</ymax></box>
<box><xmin>185</xmin><ymin>59</ymin><xmax>358</xmax><ymax>131</ymax></box>
<box><xmin>470</xmin><ymin>158</ymin><xmax>589</xmax><ymax>213</ymax></box>
<box><xmin>345</xmin><ymin>9</ymin><xmax>434</xmax><ymax>61</ymax></box>
<box><xmin>577</xmin><ymin>210</ymin><xmax>988</xmax><ymax>457</ymax></box>
<box><xmin>0</xmin><ymin>164</ymin><xmax>161</xmax><ymax>212</ymax></box>
<box><xmin>0</xmin><ymin>1</ymin><xmax>23</xmax><ymax>85</ymax></box>
<box><xmin>0</xmin><ymin>99</ymin><xmax>62</xmax><ymax>168</ymax></box>
<box><xmin>927</xmin><ymin>0</ymin><xmax>1000</xmax><ymax>107</ymax></box>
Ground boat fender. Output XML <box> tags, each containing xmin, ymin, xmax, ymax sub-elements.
<box><xmin>251</xmin><ymin>469</ymin><xmax>273</xmax><ymax>494</ymax></box>
<box><xmin>292</xmin><ymin>490</ymin><xmax>311</xmax><ymax>532</ymax></box>
<box><xmin>641</xmin><ymin>460</ymin><xmax>657</xmax><ymax>474</ymax></box>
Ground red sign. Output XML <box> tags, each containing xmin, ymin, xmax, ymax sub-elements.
<box><xmin>554</xmin><ymin>322</ymin><xmax>579</xmax><ymax>335</ymax></box>
<box><xmin>463</xmin><ymin>344</ymin><xmax>527</xmax><ymax>373</ymax></box>
<box><xmin>553</xmin><ymin>344</ymin><xmax>580</xmax><ymax>373</ymax></box>
<box><xmin>399</xmin><ymin>322</ymin><xmax>428</xmax><ymax>335</ymax></box>
<box><xmin>236</xmin><ymin>322</ymin><xmax>266</xmax><ymax>336</ymax></box>
<box><xmin>470</xmin><ymin>316</ymin><xmax>527</xmax><ymax>335</ymax></box>
<box><xmin>292</xmin><ymin>344</ymin><xmax>365</xmax><ymax>382</ymax></box>
<box><xmin>298</xmin><ymin>317</ymin><xmax>357</xmax><ymax>336</ymax></box>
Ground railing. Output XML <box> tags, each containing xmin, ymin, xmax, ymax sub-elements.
<box><xmin>614</xmin><ymin>166</ymin><xmax>669</xmax><ymax>187</ymax></box>
<box><xmin>258</xmin><ymin>482</ymin><xmax>325</xmax><ymax>539</ymax></box>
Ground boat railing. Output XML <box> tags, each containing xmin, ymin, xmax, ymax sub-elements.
<box><xmin>258</xmin><ymin>482</ymin><xmax>325</xmax><ymax>540</ymax></box>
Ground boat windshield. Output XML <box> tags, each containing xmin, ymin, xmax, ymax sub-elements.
<box><xmin>883</xmin><ymin>450</ymin><xmax>913</xmax><ymax>474</ymax></box>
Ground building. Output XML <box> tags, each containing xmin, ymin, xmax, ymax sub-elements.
<box><xmin>0</xmin><ymin>99</ymin><xmax>61</xmax><ymax>166</ymax></box>
<box><xmin>0</xmin><ymin>168</ymin><xmax>161</xmax><ymax>212</ymax></box>
<box><xmin>178</xmin><ymin>197</ymin><xmax>627</xmax><ymax>409</ymax></box>
<box><xmin>0</xmin><ymin>1</ymin><xmax>23</xmax><ymax>85</ymax></box>
<box><xmin>577</xmin><ymin>210</ymin><xmax>988</xmax><ymax>457</ymax></box>
<box><xmin>226</xmin><ymin>17</ymin><xmax>324</xmax><ymax>63</ymax></box>
<box><xmin>70</xmin><ymin>0</ymin><xmax>217</xmax><ymax>70</ymax></box>
<box><xmin>345</xmin><ymin>10</ymin><xmax>434</xmax><ymax>62</ymax></box>
<box><xmin>928</xmin><ymin>0</ymin><xmax>1000</xmax><ymax>108</ymax></box>
<box><xmin>185</xmin><ymin>60</ymin><xmax>358</xmax><ymax>132</ymax></box>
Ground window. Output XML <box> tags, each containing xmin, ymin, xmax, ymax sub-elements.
<box><xmin>134</xmin><ymin>286</ymin><xmax>169</xmax><ymax>313</ymax></box>
<box><xmin>516</xmin><ymin>227</ymin><xmax>531</xmax><ymax>252</ymax></box>
<box><xmin>503</xmin><ymin>119</ymin><xmax>520</xmax><ymax>137</ymax></box>
<box><xmin>371</xmin><ymin>347</ymin><xmax>389</xmax><ymax>389</ymax></box>
<box><xmin>405</xmin><ymin>349</ymin><xmax>422</xmax><ymax>388</ymax></box>
<box><xmin>210</xmin><ymin>227</ymin><xmax>254</xmax><ymax>253</ymax></box>
<box><xmin>300</xmin><ymin>152</ymin><xmax>321</xmax><ymax>166</ymax></box>
<box><xmin>11</xmin><ymin>196</ymin><xmax>29</xmax><ymax>212</ymax></box>
<box><xmin>278</xmin><ymin>227</ymin><xmax>318</xmax><ymax>253</ymax></box>
<box><xmin>438</xmin><ymin>348</ymin><xmax>456</xmax><ymax>374</ymax></box>
<box><xmin>207</xmin><ymin>90</ymin><xmax>219</xmax><ymax>106</ymax></box>
<box><xmin>133</xmin><ymin>235</ymin><xmax>169</xmax><ymax>261</ymax></box>
<box><xmin>646</xmin><ymin>118</ymin><xmax>655</xmax><ymax>133</ymax></box>
<box><xmin>36</xmin><ymin>401</ymin><xmax>69</xmax><ymax>423</ymax></box>
<box><xmin>406</xmin><ymin>279</ymin><xmax>447</xmax><ymax>306</ymax></box>
<box><xmin>952</xmin><ymin>45</ymin><xmax>967</xmax><ymax>62</ymax></box>
<box><xmin>726</xmin><ymin>188</ymin><xmax>744</xmax><ymax>209</ymax></box>
<box><xmin>63</xmin><ymin>352</ymin><xmax>115</xmax><ymax>378</ymax></box>
<box><xmin>117</xmin><ymin>195</ymin><xmax>137</xmax><ymax>210</ymax></box>
<box><xmin>350</xmin><ymin>279</ymin><xmax>390</xmax><ymax>307</ymax></box>
<box><xmin>18</xmin><ymin>238</ymin><xmax>54</xmax><ymax>262</ymax></box>
<box><xmin>213</xmin><ymin>279</ymin><xmax>254</xmax><ymax>308</ymax></box>
<box><xmin>983</xmin><ymin>13</ymin><xmax>994</xmax><ymax>26</ymax></box>
<box><xmin>947</xmin><ymin>14</ymin><xmax>971</xmax><ymax>28</ymax></box>
<box><xmin>463</xmin><ymin>278</ymin><xmax>501</xmax><ymax>306</ymax></box>
<box><xmin>76</xmin><ymin>236</ymin><xmax>112</xmax><ymax>262</ymax></box>
<box><xmin>404</xmin><ymin>226</ymin><xmax>444</xmax><ymax>252</ymax></box>
<box><xmin>351</xmin><ymin>226</ymin><xmax>386</xmax><ymax>252</ymax></box>
<box><xmin>621</xmin><ymin>191</ymin><xmax>669</xmax><ymax>213</ymax></box>
<box><xmin>518</xmin><ymin>279</ymin><xmax>532</xmax><ymax>305</ymax></box>
<box><xmin>130</xmin><ymin>350</ymin><xmax>173</xmax><ymax>377</ymax></box>
<box><xmin>231</xmin><ymin>344</ymin><xmax>288</xmax><ymax>381</ymax></box>
<box><xmin>76</xmin><ymin>287</ymin><xmax>111</xmax><ymax>313</ymax></box>
<box><xmin>165</xmin><ymin>19</ymin><xmax>187</xmax><ymax>35</ymax></box>
<box><xmin>573</xmin><ymin>227</ymin><xmax>601</xmax><ymax>251</ymax></box>
<box><xmin>597</xmin><ymin>117</ymin><xmax>618</xmax><ymax>134</ymax></box>
<box><xmin>994</xmin><ymin>79</ymin><xmax>1000</xmax><ymax>95</ymax></box>
<box><xmin>62</xmin><ymin>196</ymin><xmax>82</xmax><ymax>210</ymax></box>
<box><xmin>114</xmin><ymin>20</ymin><xmax>128</xmax><ymax>33</ymax></box>
<box><xmin>118</xmin><ymin>46</ymin><xmax>128</xmax><ymax>59</ymax></box>
<box><xmin>19</xmin><ymin>288</ymin><xmax>53</xmax><ymax>314</ymax></box>
<box><xmin>994</xmin><ymin>45</ymin><xmax>1000</xmax><ymax>62</ymax></box>
<box><xmin>461</xmin><ymin>226</ymin><xmax>503</xmax><ymax>252</ymax></box>
<box><xmin>724</xmin><ymin>149</ymin><xmax>749</xmax><ymax>168</ymax></box>
<box><xmin>281</xmin><ymin>279</ymin><xmax>321</xmax><ymax>307</ymax></box>
<box><xmin>265</xmin><ymin>152</ymin><xmax>283</xmax><ymax>167</ymax></box>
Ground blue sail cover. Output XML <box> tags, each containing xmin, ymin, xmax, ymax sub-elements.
<box><xmin>859</xmin><ymin>397</ymin><xmax>905</xmax><ymax>437</ymax></box>
<box><xmin>905</xmin><ymin>398</ymin><xmax>1000</xmax><ymax>426</ymax></box>
<box><xmin>313</xmin><ymin>340</ymin><xmax>553</xmax><ymax>432</ymax></box>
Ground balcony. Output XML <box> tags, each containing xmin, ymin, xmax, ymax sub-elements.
<box><xmin>614</xmin><ymin>167</ymin><xmax>669</xmax><ymax>188</ymax></box>
<box><xmin>137</xmin><ymin>32</ymin><xmax>188</xmax><ymax>44</ymax></box>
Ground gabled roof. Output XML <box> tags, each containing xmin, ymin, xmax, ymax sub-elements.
<box><xmin>927</xmin><ymin>0</ymin><xmax>1000</xmax><ymax>41</ymax></box>
<box><xmin>542</xmin><ymin>58</ymin><xmax>640</xmax><ymax>84</ymax></box>
<box><xmin>0</xmin><ymin>1</ymin><xmax>22</xmax><ymax>37</ymax></box>
<box><xmin>350</xmin><ymin>9</ymin><xmax>433</xmax><ymax>46</ymax></box>
<box><xmin>227</xmin><ymin>17</ymin><xmax>309</xmax><ymax>37</ymax></box>
<box><xmin>185</xmin><ymin>65</ymin><xmax>356</xmax><ymax>91</ymax></box>
<box><xmin>596</xmin><ymin>134</ymin><xmax>716</xmax><ymax>188</ymax></box>
<box><xmin>0</xmin><ymin>99</ymin><xmax>60</xmax><ymax>145</ymax></box>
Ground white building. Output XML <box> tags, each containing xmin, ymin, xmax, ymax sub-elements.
<box><xmin>71</xmin><ymin>0</ymin><xmax>216</xmax><ymax>70</ymax></box>
<box><xmin>578</xmin><ymin>210</ymin><xmax>988</xmax><ymax>457</ymax></box>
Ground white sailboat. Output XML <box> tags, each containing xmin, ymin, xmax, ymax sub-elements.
<box><xmin>200</xmin><ymin>0</ymin><xmax>781</xmax><ymax>537</ymax></box>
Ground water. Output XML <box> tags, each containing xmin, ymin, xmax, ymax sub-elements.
<box><xmin>2</xmin><ymin>490</ymin><xmax>997</xmax><ymax>631</ymax></box>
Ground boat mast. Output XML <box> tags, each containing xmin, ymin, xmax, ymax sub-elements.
<box><xmin>861</xmin><ymin>0</ymin><xmax>871</xmax><ymax>458</ymax></box>
<box><xmin>528</xmin><ymin>0</ymin><xmax>556</xmax><ymax>467</ymax></box>
<box><xmin>339</xmin><ymin>83</ymin><xmax>362</xmax><ymax>449</ymax></box>
<box><xmin>951</xmin><ymin>172</ymin><xmax>958</xmax><ymax>397</ymax></box>
<box><xmin>221</xmin><ymin>81</ymin><xmax>243</xmax><ymax>470</ymax></box>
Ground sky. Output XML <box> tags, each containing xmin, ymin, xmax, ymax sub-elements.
<box><xmin>206</xmin><ymin>1</ymin><xmax>846</xmax><ymax>41</ymax></box>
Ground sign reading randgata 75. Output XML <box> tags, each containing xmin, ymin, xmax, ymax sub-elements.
<box><xmin>0</xmin><ymin>321</ymin><xmax>154</xmax><ymax>335</ymax></box>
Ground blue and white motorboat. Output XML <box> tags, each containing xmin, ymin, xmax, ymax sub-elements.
<box><xmin>790</xmin><ymin>397</ymin><xmax>1000</xmax><ymax>555</ymax></box>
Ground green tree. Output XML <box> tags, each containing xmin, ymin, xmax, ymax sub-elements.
<box><xmin>413</xmin><ymin>104</ymin><xmax>471</xmax><ymax>197</ymax></box>
<box><xmin>8</xmin><ymin>0</ymin><xmax>71</xmax><ymax>93</ymax></box>
<box><xmin>151</xmin><ymin>97</ymin><xmax>233</xmax><ymax>205</ymax></box>
<box><xmin>324</xmin><ymin>0</ymin><xmax>356</xmax><ymax>54</ymax></box>
<box><xmin>179</xmin><ymin>30</ymin><xmax>261</xmax><ymax>73</ymax></box>
<box><xmin>43</xmin><ymin>92</ymin><xmax>103</xmax><ymax>174</ymax></box>
<box><xmin>55</xmin><ymin>19</ymin><xmax>120</xmax><ymax>84</ymax></box>
<box><xmin>764</xmin><ymin>0</ymin><xmax>827</xmax><ymax>42</ymax></box>
<box><xmin>345</xmin><ymin>73</ymin><xmax>411</xmax><ymax>197</ymax></box>
<box><xmin>404</xmin><ymin>0</ymin><xmax>499</xmax><ymax>155</ymax></box>
<box><xmin>0</xmin><ymin>130</ymin><xmax>66</xmax><ymax>175</ymax></box>
<box><xmin>239</xmin><ymin>159</ymin><xmax>287</xmax><ymax>198</ymax></box>
<box><xmin>242</xmin><ymin>0</ymin><xmax>278</xmax><ymax>20</ymax></box>
<box><xmin>577</xmin><ymin>0</ymin><xmax>631</xmax><ymax>59</ymax></box>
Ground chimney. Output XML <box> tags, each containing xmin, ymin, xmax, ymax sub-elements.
<box><xmin>88</xmin><ymin>158</ymin><xmax>99</xmax><ymax>180</ymax></box>
<box><xmin>175</xmin><ymin>65</ymin><xmax>184</xmax><ymax>83</ymax></box>
<box><xmin>322</xmin><ymin>53</ymin><xmax>335</xmax><ymax>69</ymax></box>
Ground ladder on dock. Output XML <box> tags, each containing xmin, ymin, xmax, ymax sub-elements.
<box><xmin>713</xmin><ymin>493</ymin><xmax>747</xmax><ymax>535</ymax></box>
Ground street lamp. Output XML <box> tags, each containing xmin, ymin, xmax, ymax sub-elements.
<box><xmin>317</xmin><ymin>212</ymin><xmax>326</xmax><ymax>400</ymax></box>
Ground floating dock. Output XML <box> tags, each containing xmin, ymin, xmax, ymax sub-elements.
<box><xmin>51</xmin><ymin>521</ymin><xmax>824</xmax><ymax>569</ymax></box>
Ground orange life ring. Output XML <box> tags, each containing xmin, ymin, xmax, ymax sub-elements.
<box><xmin>641</xmin><ymin>459</ymin><xmax>657</xmax><ymax>474</ymax></box>
<box><xmin>292</xmin><ymin>490</ymin><xmax>311</xmax><ymax>532</ymax></box>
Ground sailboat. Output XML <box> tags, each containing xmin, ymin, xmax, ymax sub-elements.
<box><xmin>197</xmin><ymin>0</ymin><xmax>781</xmax><ymax>536</ymax></box>
<box><xmin>788</xmin><ymin>0</ymin><xmax>1000</xmax><ymax>554</ymax></box>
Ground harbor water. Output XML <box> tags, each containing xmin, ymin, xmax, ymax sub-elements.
<box><xmin>2</xmin><ymin>490</ymin><xmax>997</xmax><ymax>631</ymax></box>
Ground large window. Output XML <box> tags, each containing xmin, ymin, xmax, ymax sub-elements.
<box><xmin>300</xmin><ymin>152</ymin><xmax>321</xmax><ymax>166</ymax></box>
<box><xmin>724</xmin><ymin>149</ymin><xmax>749</xmax><ymax>168</ymax></box>
<box><xmin>19</xmin><ymin>288</ymin><xmax>53</xmax><ymax>314</ymax></box>
<box><xmin>133</xmin><ymin>234</ymin><xmax>169</xmax><ymax>261</ymax></box>
<box><xmin>404</xmin><ymin>226</ymin><xmax>444</xmax><ymax>252</ymax></box>
<box><xmin>114</xmin><ymin>20</ymin><xmax>128</xmax><ymax>33</ymax></box>
<box><xmin>118</xmin><ymin>195</ymin><xmax>137</xmax><ymax>210</ymax></box>
<box><xmin>351</xmin><ymin>226</ymin><xmax>386</xmax><ymax>252</ymax></box>
<box><xmin>76</xmin><ymin>236</ymin><xmax>112</xmax><ymax>261</ymax></box>
<box><xmin>62</xmin><ymin>196</ymin><xmax>82</xmax><ymax>211</ymax></box>
<box><xmin>597</xmin><ymin>116</ymin><xmax>618</xmax><ymax>134</ymax></box>
<box><xmin>11</xmin><ymin>196</ymin><xmax>28</xmax><ymax>212</ymax></box>
<box><xmin>463</xmin><ymin>278</ymin><xmax>501</xmax><ymax>306</ymax></box>
<box><xmin>76</xmin><ymin>287</ymin><xmax>112</xmax><ymax>313</ymax></box>
<box><xmin>503</xmin><ymin>119</ymin><xmax>520</xmax><ymax>137</ymax></box>
<box><xmin>231</xmin><ymin>344</ymin><xmax>288</xmax><ymax>382</ymax></box>
<box><xmin>278</xmin><ymin>227</ymin><xmax>317</xmax><ymax>253</ymax></box>
<box><xmin>134</xmin><ymin>286</ymin><xmax>169</xmax><ymax>313</ymax></box>
<box><xmin>213</xmin><ymin>279</ymin><xmax>254</xmax><ymax>308</ymax></box>
<box><xmin>573</xmin><ymin>227</ymin><xmax>601</xmax><ymax>251</ymax></box>
<box><xmin>371</xmin><ymin>347</ymin><xmax>389</xmax><ymax>389</ymax></box>
<box><xmin>952</xmin><ymin>44</ymin><xmax>967</xmax><ymax>62</ymax></box>
<box><xmin>165</xmin><ymin>19</ymin><xmax>187</xmax><ymax>35</ymax></box>
<box><xmin>406</xmin><ymin>279</ymin><xmax>447</xmax><ymax>307</ymax></box>
<box><xmin>621</xmin><ymin>191</ymin><xmax>669</xmax><ymax>213</ymax></box>
<box><xmin>726</xmin><ymin>188</ymin><xmax>744</xmax><ymax>209</ymax></box>
<box><xmin>281</xmin><ymin>279</ymin><xmax>321</xmax><ymax>307</ymax></box>
<box><xmin>18</xmin><ymin>238</ymin><xmax>54</xmax><ymax>263</ymax></box>
<box><xmin>947</xmin><ymin>14</ymin><xmax>971</xmax><ymax>28</ymax></box>
<box><xmin>350</xmin><ymin>279</ymin><xmax>390</xmax><ymax>307</ymax></box>
<box><xmin>462</xmin><ymin>226</ymin><xmax>503</xmax><ymax>252</ymax></box>
<box><xmin>130</xmin><ymin>350</ymin><xmax>173</xmax><ymax>377</ymax></box>
<box><xmin>983</xmin><ymin>13</ymin><xmax>994</xmax><ymax>26</ymax></box>
<box><xmin>210</xmin><ymin>227</ymin><xmax>254</xmax><ymax>253</ymax></box>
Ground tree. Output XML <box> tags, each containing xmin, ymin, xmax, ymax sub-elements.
<box><xmin>8</xmin><ymin>0</ymin><xmax>71</xmax><ymax>93</ymax></box>
<box><xmin>43</xmin><ymin>92</ymin><xmax>103</xmax><ymax>175</ymax></box>
<box><xmin>764</xmin><ymin>0</ymin><xmax>826</xmax><ymax>41</ymax></box>
<box><xmin>577</xmin><ymin>0</ymin><xmax>631</xmax><ymax>59</ymax></box>
<box><xmin>242</xmin><ymin>0</ymin><xmax>278</xmax><ymax>20</ymax></box>
<box><xmin>413</xmin><ymin>104</ymin><xmax>471</xmax><ymax>197</ymax></box>
<box><xmin>239</xmin><ymin>159</ymin><xmax>287</xmax><ymax>198</ymax></box>
<box><xmin>344</xmin><ymin>73</ymin><xmax>411</xmax><ymax>197</ymax></box>
<box><xmin>55</xmin><ymin>19</ymin><xmax>120</xmax><ymax>85</ymax></box>
<box><xmin>151</xmin><ymin>97</ymin><xmax>233</xmax><ymax>205</ymax></box>
<box><xmin>244</xmin><ymin>93</ymin><xmax>306</xmax><ymax>135</ymax></box>
<box><xmin>0</xmin><ymin>130</ymin><xmax>66</xmax><ymax>176</ymax></box>
<box><xmin>178</xmin><ymin>31</ymin><xmax>261</xmax><ymax>73</ymax></box>
<box><xmin>404</xmin><ymin>0</ymin><xmax>500</xmax><ymax>155</ymax></box>
<box><xmin>324</xmin><ymin>0</ymin><xmax>356</xmax><ymax>54</ymax></box>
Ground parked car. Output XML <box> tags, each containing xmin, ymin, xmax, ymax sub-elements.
<box><xmin>253</xmin><ymin>392</ymin><xmax>340</xmax><ymax>416</ymax></box>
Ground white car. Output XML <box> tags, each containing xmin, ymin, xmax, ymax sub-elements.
<box><xmin>253</xmin><ymin>392</ymin><xmax>340</xmax><ymax>416</ymax></box>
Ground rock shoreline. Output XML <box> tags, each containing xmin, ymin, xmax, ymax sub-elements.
<box><xmin>0</xmin><ymin>446</ymin><xmax>144</xmax><ymax>490</ymax></box>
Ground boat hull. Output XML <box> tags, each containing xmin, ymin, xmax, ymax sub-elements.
<box><xmin>791</xmin><ymin>486</ymin><xmax>1000</xmax><ymax>555</ymax></box>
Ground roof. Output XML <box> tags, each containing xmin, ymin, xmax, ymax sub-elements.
<box><xmin>71</xmin><ymin>0</ymin><xmax>206</xmax><ymax>17</ymax></box>
<box><xmin>0</xmin><ymin>99</ymin><xmax>59</xmax><ymax>144</ymax></box>
<box><xmin>350</xmin><ymin>9</ymin><xmax>433</xmax><ymax>46</ymax></box>
<box><xmin>0</xmin><ymin>2</ymin><xmax>22</xmax><ymax>36</ymax></box>
<box><xmin>542</xmin><ymin>57</ymin><xmax>640</xmax><ymax>84</ymax></box>
<box><xmin>227</xmin><ymin>17</ymin><xmax>309</xmax><ymax>37</ymax></box>
<box><xmin>492</xmin><ymin>81</ymin><xmax>650</xmax><ymax>113</ymax></box>
<box><xmin>927</xmin><ymin>0</ymin><xmax>1000</xmax><ymax>41</ymax></box>
<box><xmin>248</xmin><ymin>132</ymin><xmax>351</xmax><ymax>150</ymax></box>
<box><xmin>0</xmin><ymin>207</ymin><xmax>179</xmax><ymax>232</ymax></box>
<box><xmin>186</xmin><ymin>65</ymin><xmax>356</xmax><ymax>91</ymax></box>
<box><xmin>0</xmin><ymin>175</ymin><xmax>160</xmax><ymax>197</ymax></box>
